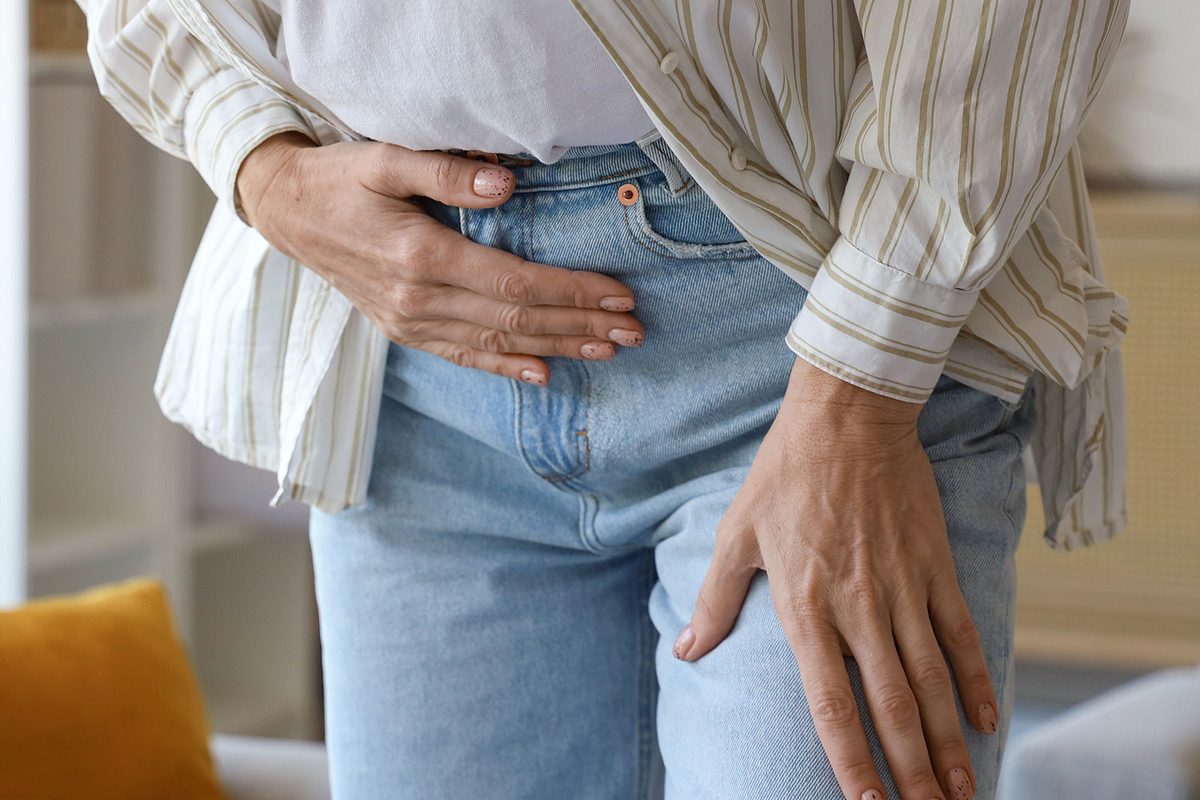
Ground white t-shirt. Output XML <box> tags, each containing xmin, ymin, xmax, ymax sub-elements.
<box><xmin>276</xmin><ymin>1</ymin><xmax>657</xmax><ymax>163</ymax></box>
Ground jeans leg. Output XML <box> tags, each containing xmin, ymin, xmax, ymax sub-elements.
<box><xmin>650</xmin><ymin>379</ymin><xmax>1033</xmax><ymax>800</ymax></box>
<box><xmin>309</xmin><ymin>392</ymin><xmax>662</xmax><ymax>800</ymax></box>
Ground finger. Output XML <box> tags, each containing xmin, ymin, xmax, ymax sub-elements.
<box><xmin>675</xmin><ymin>522</ymin><xmax>758</xmax><ymax>661</ymax></box>
<box><xmin>374</xmin><ymin>145</ymin><xmax>517</xmax><ymax>208</ymax></box>
<box><xmin>772</xmin><ymin>593</ymin><xmax>885</xmax><ymax>800</ymax></box>
<box><xmin>404</xmin><ymin>318</ymin><xmax>619</xmax><ymax>361</ymax></box>
<box><xmin>418</xmin><ymin>340</ymin><xmax>550</xmax><ymax>385</ymax></box>
<box><xmin>423</xmin><ymin>228</ymin><xmax>636</xmax><ymax>312</ymax></box>
<box><xmin>845</xmin><ymin>609</ymin><xmax>946</xmax><ymax>799</ymax></box>
<box><xmin>929</xmin><ymin>570</ymin><xmax>999</xmax><ymax>736</ymax></box>
<box><xmin>405</xmin><ymin>285</ymin><xmax>644</xmax><ymax>344</ymax></box>
<box><xmin>893</xmin><ymin>602</ymin><xmax>976</xmax><ymax>800</ymax></box>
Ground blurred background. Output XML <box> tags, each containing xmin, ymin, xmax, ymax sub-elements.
<box><xmin>1</xmin><ymin>0</ymin><xmax>1198</xmax><ymax>793</ymax></box>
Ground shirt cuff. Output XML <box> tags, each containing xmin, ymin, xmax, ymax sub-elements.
<box><xmin>785</xmin><ymin>237</ymin><xmax>979</xmax><ymax>403</ymax></box>
<box><xmin>183</xmin><ymin>68</ymin><xmax>315</xmax><ymax>221</ymax></box>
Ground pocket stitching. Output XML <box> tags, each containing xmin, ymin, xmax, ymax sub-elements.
<box><xmin>621</xmin><ymin>180</ymin><xmax>761</xmax><ymax>261</ymax></box>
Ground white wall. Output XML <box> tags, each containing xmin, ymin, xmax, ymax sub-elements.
<box><xmin>1080</xmin><ymin>2</ymin><xmax>1200</xmax><ymax>184</ymax></box>
<box><xmin>0</xmin><ymin>6</ymin><xmax>29</xmax><ymax>606</ymax></box>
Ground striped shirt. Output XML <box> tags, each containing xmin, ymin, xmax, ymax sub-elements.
<box><xmin>76</xmin><ymin>0</ymin><xmax>1131</xmax><ymax>551</ymax></box>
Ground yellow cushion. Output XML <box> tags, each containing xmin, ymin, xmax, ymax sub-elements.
<box><xmin>0</xmin><ymin>578</ymin><xmax>226</xmax><ymax>800</ymax></box>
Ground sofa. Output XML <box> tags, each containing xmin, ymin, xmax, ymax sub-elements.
<box><xmin>999</xmin><ymin>666</ymin><xmax>1200</xmax><ymax>800</ymax></box>
<box><xmin>211</xmin><ymin>735</ymin><xmax>331</xmax><ymax>800</ymax></box>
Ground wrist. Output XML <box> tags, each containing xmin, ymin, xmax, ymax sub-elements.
<box><xmin>235</xmin><ymin>131</ymin><xmax>316</xmax><ymax>228</ymax></box>
<box><xmin>782</xmin><ymin>356</ymin><xmax>924</xmax><ymax>428</ymax></box>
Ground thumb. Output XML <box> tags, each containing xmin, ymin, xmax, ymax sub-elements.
<box><xmin>674</xmin><ymin>530</ymin><xmax>757</xmax><ymax>662</ymax></box>
<box><xmin>378</xmin><ymin>146</ymin><xmax>515</xmax><ymax>208</ymax></box>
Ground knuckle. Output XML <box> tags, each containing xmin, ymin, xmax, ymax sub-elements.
<box><xmin>369</xmin><ymin>143</ymin><xmax>398</xmax><ymax>184</ymax></box>
<box><xmin>571</xmin><ymin>284</ymin><xmax>590</xmax><ymax>310</ymax></box>
<box><xmin>910</xmin><ymin>655</ymin><xmax>952</xmax><ymax>694</ymax></box>
<box><xmin>843</xmin><ymin>579</ymin><xmax>882</xmax><ymax>612</ymax></box>
<box><xmin>445</xmin><ymin>345</ymin><xmax>474</xmax><ymax>369</ymax></box>
<box><xmin>944</xmin><ymin>614</ymin><xmax>981</xmax><ymax>651</ymax></box>
<box><xmin>836</xmin><ymin>757</ymin><xmax>879</xmax><ymax>785</ymax></box>
<box><xmin>493</xmin><ymin>269</ymin><xmax>533</xmax><ymax>304</ymax></box>
<box><xmin>391</xmin><ymin>316</ymin><xmax>425</xmax><ymax>340</ymax></box>
<box><xmin>692</xmin><ymin>590</ymin><xmax>723</xmax><ymax>625</ymax></box>
<box><xmin>933</xmin><ymin>739</ymin><xmax>969</xmax><ymax>766</ymax></box>
<box><xmin>499</xmin><ymin>303</ymin><xmax>534</xmax><ymax>334</ymax></box>
<box><xmin>874</xmin><ymin>685</ymin><xmax>919</xmax><ymax>728</ymax></box>
<box><xmin>392</xmin><ymin>284</ymin><xmax>425</xmax><ymax>318</ymax></box>
<box><xmin>964</xmin><ymin>671</ymin><xmax>995</xmax><ymax>699</ymax></box>
<box><xmin>809</xmin><ymin>687</ymin><xmax>859</xmax><ymax>729</ymax></box>
<box><xmin>782</xmin><ymin>592</ymin><xmax>826</xmax><ymax>632</ymax></box>
<box><xmin>902</xmin><ymin>775</ymin><xmax>946</xmax><ymax>798</ymax></box>
<box><xmin>476</xmin><ymin>328</ymin><xmax>508</xmax><ymax>353</ymax></box>
<box><xmin>394</xmin><ymin>234</ymin><xmax>432</xmax><ymax>276</ymax></box>
<box><xmin>381</xmin><ymin>322</ymin><xmax>408</xmax><ymax>346</ymax></box>
<box><xmin>429</xmin><ymin>156</ymin><xmax>459</xmax><ymax>193</ymax></box>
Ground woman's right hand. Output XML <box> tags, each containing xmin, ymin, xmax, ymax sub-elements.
<box><xmin>236</xmin><ymin>132</ymin><xmax>644</xmax><ymax>385</ymax></box>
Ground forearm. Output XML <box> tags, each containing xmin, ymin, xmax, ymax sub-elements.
<box><xmin>75</xmin><ymin>0</ymin><xmax>313</xmax><ymax>212</ymax></box>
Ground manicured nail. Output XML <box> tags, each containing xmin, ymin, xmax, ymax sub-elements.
<box><xmin>861</xmin><ymin>791</ymin><xmax>883</xmax><ymax>800</ymax></box>
<box><xmin>473</xmin><ymin>167</ymin><xmax>513</xmax><ymax>198</ymax></box>
<box><xmin>607</xmin><ymin>328</ymin><xmax>643</xmax><ymax>347</ymax></box>
<box><xmin>978</xmin><ymin>703</ymin><xmax>998</xmax><ymax>734</ymax></box>
<box><xmin>581</xmin><ymin>342</ymin><xmax>615</xmax><ymax>360</ymax></box>
<box><xmin>519</xmin><ymin>369</ymin><xmax>546</xmax><ymax>385</ymax></box>
<box><xmin>599</xmin><ymin>296</ymin><xmax>635</xmax><ymax>312</ymax></box>
<box><xmin>672</xmin><ymin>625</ymin><xmax>695</xmax><ymax>660</ymax></box>
<box><xmin>948</xmin><ymin>767</ymin><xmax>972</xmax><ymax>800</ymax></box>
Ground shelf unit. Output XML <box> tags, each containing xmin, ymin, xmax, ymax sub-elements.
<box><xmin>22</xmin><ymin>51</ymin><xmax>321</xmax><ymax>740</ymax></box>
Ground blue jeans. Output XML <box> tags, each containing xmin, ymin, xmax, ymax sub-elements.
<box><xmin>308</xmin><ymin>137</ymin><xmax>1036</xmax><ymax>800</ymax></box>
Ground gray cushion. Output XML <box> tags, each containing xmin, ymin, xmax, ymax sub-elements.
<box><xmin>1000</xmin><ymin>667</ymin><xmax>1200</xmax><ymax>800</ymax></box>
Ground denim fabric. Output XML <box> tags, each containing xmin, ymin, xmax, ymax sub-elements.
<box><xmin>307</xmin><ymin>138</ymin><xmax>1037</xmax><ymax>800</ymax></box>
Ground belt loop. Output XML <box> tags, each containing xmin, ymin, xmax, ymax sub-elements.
<box><xmin>635</xmin><ymin>129</ymin><xmax>692</xmax><ymax>196</ymax></box>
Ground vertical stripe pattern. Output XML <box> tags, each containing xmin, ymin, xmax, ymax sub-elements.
<box><xmin>77</xmin><ymin>0</ymin><xmax>1130</xmax><ymax>551</ymax></box>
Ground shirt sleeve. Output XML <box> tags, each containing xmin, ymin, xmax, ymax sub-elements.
<box><xmin>74</xmin><ymin>0</ymin><xmax>315</xmax><ymax>217</ymax></box>
<box><xmin>785</xmin><ymin>0</ymin><xmax>1130</xmax><ymax>402</ymax></box>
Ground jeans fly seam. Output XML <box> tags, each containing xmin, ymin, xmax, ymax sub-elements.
<box><xmin>574</xmin><ymin>491</ymin><xmax>603</xmax><ymax>554</ymax></box>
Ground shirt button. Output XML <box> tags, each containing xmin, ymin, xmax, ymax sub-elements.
<box><xmin>730</xmin><ymin>146</ymin><xmax>748</xmax><ymax>170</ymax></box>
<box><xmin>659</xmin><ymin>51</ymin><xmax>681</xmax><ymax>74</ymax></box>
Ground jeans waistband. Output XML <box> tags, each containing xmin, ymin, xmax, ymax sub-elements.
<box><xmin>441</xmin><ymin>130</ymin><xmax>693</xmax><ymax>195</ymax></box>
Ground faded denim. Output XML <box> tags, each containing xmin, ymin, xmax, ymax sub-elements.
<box><xmin>308</xmin><ymin>136</ymin><xmax>1037</xmax><ymax>800</ymax></box>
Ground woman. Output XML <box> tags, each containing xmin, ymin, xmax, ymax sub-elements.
<box><xmin>79</xmin><ymin>1</ymin><xmax>1131</xmax><ymax>798</ymax></box>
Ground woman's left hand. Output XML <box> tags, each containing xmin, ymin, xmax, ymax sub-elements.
<box><xmin>674</xmin><ymin>357</ymin><xmax>998</xmax><ymax>800</ymax></box>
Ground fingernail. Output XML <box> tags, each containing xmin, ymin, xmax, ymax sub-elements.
<box><xmin>978</xmin><ymin>702</ymin><xmax>998</xmax><ymax>734</ymax></box>
<box><xmin>607</xmin><ymin>328</ymin><xmax>643</xmax><ymax>347</ymax></box>
<box><xmin>948</xmin><ymin>767</ymin><xmax>972</xmax><ymax>800</ymax></box>
<box><xmin>473</xmin><ymin>167</ymin><xmax>513</xmax><ymax>198</ymax></box>
<box><xmin>599</xmin><ymin>296</ymin><xmax>635</xmax><ymax>312</ymax></box>
<box><xmin>672</xmin><ymin>625</ymin><xmax>695</xmax><ymax>660</ymax></box>
<box><xmin>581</xmin><ymin>342</ymin><xmax>615</xmax><ymax>360</ymax></box>
<box><xmin>860</xmin><ymin>791</ymin><xmax>883</xmax><ymax>800</ymax></box>
<box><xmin>519</xmin><ymin>369</ymin><xmax>546</xmax><ymax>385</ymax></box>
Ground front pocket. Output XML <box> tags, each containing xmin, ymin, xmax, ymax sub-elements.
<box><xmin>620</xmin><ymin>175</ymin><xmax>762</xmax><ymax>261</ymax></box>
